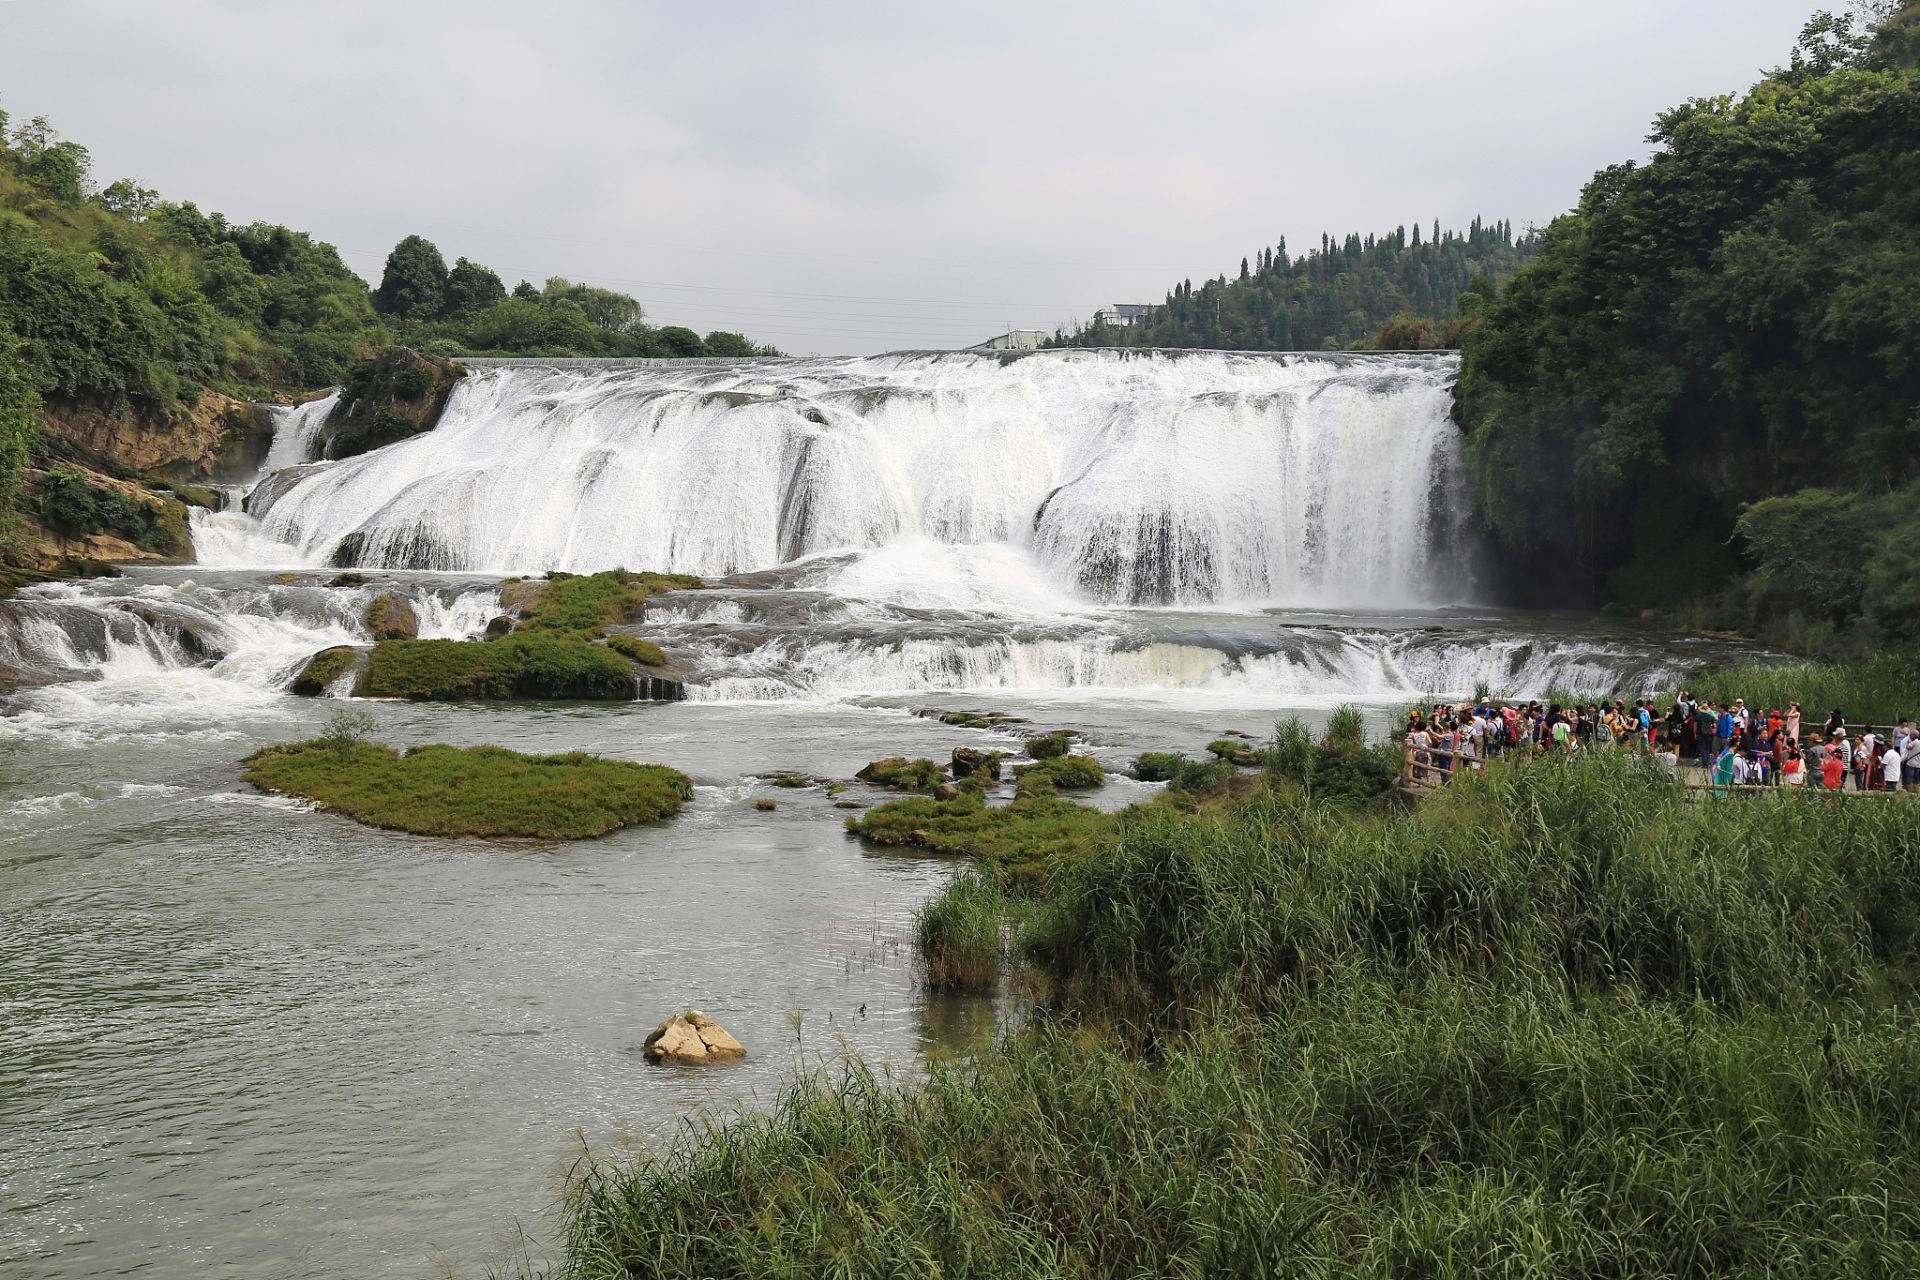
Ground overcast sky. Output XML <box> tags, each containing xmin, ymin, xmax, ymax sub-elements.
<box><xmin>1</xmin><ymin>1</ymin><xmax>1827</xmax><ymax>354</ymax></box>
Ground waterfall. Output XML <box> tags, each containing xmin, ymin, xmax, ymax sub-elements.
<box><xmin>246</xmin><ymin>350</ymin><xmax>1476</xmax><ymax>609</ymax></box>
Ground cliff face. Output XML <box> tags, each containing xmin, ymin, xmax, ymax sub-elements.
<box><xmin>43</xmin><ymin>390</ymin><xmax>276</xmax><ymax>484</ymax></box>
<box><xmin>12</xmin><ymin>465</ymin><xmax>194</xmax><ymax>572</ymax></box>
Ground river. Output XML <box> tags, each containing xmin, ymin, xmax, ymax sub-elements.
<box><xmin>0</xmin><ymin>352</ymin><xmax>1744</xmax><ymax>1277</ymax></box>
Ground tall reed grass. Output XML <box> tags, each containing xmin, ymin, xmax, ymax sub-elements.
<box><xmin>1681</xmin><ymin>652</ymin><xmax>1920</xmax><ymax>726</ymax></box>
<box><xmin>553</xmin><ymin>754</ymin><xmax>1920</xmax><ymax>1277</ymax></box>
<box><xmin>913</xmin><ymin>873</ymin><xmax>1003</xmax><ymax>994</ymax></box>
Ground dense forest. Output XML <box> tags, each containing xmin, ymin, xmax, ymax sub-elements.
<box><xmin>1047</xmin><ymin>217</ymin><xmax>1537</xmax><ymax>352</ymax></box>
<box><xmin>0</xmin><ymin>104</ymin><xmax>773</xmax><ymax>549</ymax></box>
<box><xmin>1454</xmin><ymin>5</ymin><xmax>1920</xmax><ymax>644</ymax></box>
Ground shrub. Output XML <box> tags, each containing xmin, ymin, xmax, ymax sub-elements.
<box><xmin>1167</xmin><ymin>757</ymin><xmax>1237</xmax><ymax>794</ymax></box>
<box><xmin>33</xmin><ymin>465</ymin><xmax>185</xmax><ymax>554</ymax></box>
<box><xmin>1026</xmin><ymin>730</ymin><xmax>1074</xmax><ymax>759</ymax></box>
<box><xmin>242</xmin><ymin>740</ymin><xmax>691</xmax><ymax>838</ymax></box>
<box><xmin>913</xmin><ymin>874</ymin><xmax>1003</xmax><ymax>993</ymax></box>
<box><xmin>605</xmin><ymin>634</ymin><xmax>665</xmax><ymax>667</ymax></box>
<box><xmin>1013</xmin><ymin>754</ymin><xmax>1105</xmax><ymax>789</ymax></box>
<box><xmin>363</xmin><ymin>635</ymin><xmax>635</xmax><ymax>700</ymax></box>
<box><xmin>1134</xmin><ymin>751</ymin><xmax>1187</xmax><ymax>782</ymax></box>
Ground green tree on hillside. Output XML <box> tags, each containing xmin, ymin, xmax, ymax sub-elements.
<box><xmin>374</xmin><ymin>235</ymin><xmax>449</xmax><ymax>320</ymax></box>
<box><xmin>443</xmin><ymin>257</ymin><xmax>506</xmax><ymax>318</ymax></box>
<box><xmin>1050</xmin><ymin>218</ymin><xmax>1534</xmax><ymax>352</ymax></box>
<box><xmin>1454</xmin><ymin>6</ymin><xmax>1920</xmax><ymax>616</ymax></box>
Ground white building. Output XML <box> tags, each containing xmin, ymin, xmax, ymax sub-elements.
<box><xmin>973</xmin><ymin>329</ymin><xmax>1049</xmax><ymax>351</ymax></box>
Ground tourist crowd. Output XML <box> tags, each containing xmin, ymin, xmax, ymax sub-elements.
<box><xmin>1404</xmin><ymin>695</ymin><xmax>1917</xmax><ymax>792</ymax></box>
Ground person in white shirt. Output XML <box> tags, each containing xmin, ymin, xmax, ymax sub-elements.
<box><xmin>1886</xmin><ymin>743</ymin><xmax>1904</xmax><ymax>792</ymax></box>
<box><xmin>1730</xmin><ymin>752</ymin><xmax>1749</xmax><ymax>786</ymax></box>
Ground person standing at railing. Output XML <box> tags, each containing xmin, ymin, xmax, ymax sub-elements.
<box><xmin>1786</xmin><ymin>702</ymin><xmax>1801</xmax><ymax>747</ymax></box>
<box><xmin>1887</xmin><ymin>740</ymin><xmax>1906</xmax><ymax>793</ymax></box>
<box><xmin>1695</xmin><ymin>701</ymin><xmax>1719</xmax><ymax>774</ymax></box>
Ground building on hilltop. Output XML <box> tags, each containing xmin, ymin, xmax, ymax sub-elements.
<box><xmin>1100</xmin><ymin>304</ymin><xmax>1158</xmax><ymax>327</ymax></box>
<box><xmin>972</xmin><ymin>329</ymin><xmax>1049</xmax><ymax>351</ymax></box>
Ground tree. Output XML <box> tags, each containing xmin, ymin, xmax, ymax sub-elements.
<box><xmin>702</xmin><ymin>330</ymin><xmax>756</xmax><ymax>357</ymax></box>
<box><xmin>98</xmin><ymin>179</ymin><xmax>159</xmax><ymax>221</ymax></box>
<box><xmin>9</xmin><ymin>115</ymin><xmax>91</xmax><ymax>205</ymax></box>
<box><xmin>443</xmin><ymin>257</ymin><xmax>506</xmax><ymax>318</ymax></box>
<box><xmin>542</xmin><ymin>277</ymin><xmax>642</xmax><ymax>332</ymax></box>
<box><xmin>374</xmin><ymin>235</ymin><xmax>448</xmax><ymax>320</ymax></box>
<box><xmin>1453</xmin><ymin>10</ymin><xmax>1920</xmax><ymax>606</ymax></box>
<box><xmin>650</xmin><ymin>326</ymin><xmax>706</xmax><ymax>357</ymax></box>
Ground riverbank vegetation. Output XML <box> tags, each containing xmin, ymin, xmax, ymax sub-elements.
<box><xmin>242</xmin><ymin>730</ymin><xmax>691</xmax><ymax>839</ymax></box>
<box><xmin>0</xmin><ymin>102</ymin><xmax>777</xmax><ymax>551</ymax></box>
<box><xmin>559</xmin><ymin>747</ymin><xmax>1920</xmax><ymax>1276</ymax></box>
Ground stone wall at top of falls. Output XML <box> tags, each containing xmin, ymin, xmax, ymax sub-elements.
<box><xmin>243</xmin><ymin>349</ymin><xmax>1477</xmax><ymax>608</ymax></box>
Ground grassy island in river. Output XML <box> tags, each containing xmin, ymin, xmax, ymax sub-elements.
<box><xmin>242</xmin><ymin>738</ymin><xmax>691</xmax><ymax>839</ymax></box>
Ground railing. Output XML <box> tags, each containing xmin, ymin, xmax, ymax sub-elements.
<box><xmin>1399</xmin><ymin>738</ymin><xmax>1914</xmax><ymax>798</ymax></box>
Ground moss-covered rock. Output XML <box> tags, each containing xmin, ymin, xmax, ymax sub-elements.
<box><xmin>291</xmin><ymin>645</ymin><xmax>361</xmax><ymax>696</ymax></box>
<box><xmin>364</xmin><ymin>635</ymin><xmax>636</xmax><ymax>701</ymax></box>
<box><xmin>364</xmin><ymin>592</ymin><xmax>419</xmax><ymax>641</ymax></box>
<box><xmin>1013</xmin><ymin>754</ymin><xmax>1106</xmax><ymax>789</ymax></box>
<box><xmin>328</xmin><ymin>572</ymin><xmax>368</xmax><ymax>588</ymax></box>
<box><xmin>951</xmin><ymin>746</ymin><xmax>1005</xmax><ymax>780</ymax></box>
<box><xmin>242</xmin><ymin>739</ymin><xmax>691</xmax><ymax>838</ymax></box>
<box><xmin>855</xmin><ymin>756</ymin><xmax>947</xmax><ymax>790</ymax></box>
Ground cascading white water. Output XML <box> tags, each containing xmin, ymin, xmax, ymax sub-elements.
<box><xmin>247</xmin><ymin>350</ymin><xmax>1475</xmax><ymax>608</ymax></box>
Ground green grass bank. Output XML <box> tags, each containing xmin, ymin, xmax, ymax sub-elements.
<box><xmin>559</xmin><ymin>750</ymin><xmax>1920</xmax><ymax>1277</ymax></box>
<box><xmin>242</xmin><ymin>739</ymin><xmax>691</xmax><ymax>839</ymax></box>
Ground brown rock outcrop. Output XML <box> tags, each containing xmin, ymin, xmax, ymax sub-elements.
<box><xmin>643</xmin><ymin>1011</ymin><xmax>746</xmax><ymax>1065</ymax></box>
<box><xmin>44</xmin><ymin>390</ymin><xmax>274</xmax><ymax>483</ymax></box>
<box><xmin>364</xmin><ymin>592</ymin><xmax>419</xmax><ymax>641</ymax></box>
<box><xmin>499</xmin><ymin>579</ymin><xmax>547</xmax><ymax>617</ymax></box>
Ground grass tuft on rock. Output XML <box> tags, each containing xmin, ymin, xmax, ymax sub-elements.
<box><xmin>241</xmin><ymin>740</ymin><xmax>691</xmax><ymax>838</ymax></box>
<box><xmin>605</xmin><ymin>634</ymin><xmax>666</xmax><ymax>667</ymax></box>
<box><xmin>913</xmin><ymin>874</ymin><xmax>1003</xmax><ymax>993</ymax></box>
<box><xmin>846</xmin><ymin>790</ymin><xmax>1112</xmax><ymax>888</ymax></box>
<box><xmin>519</xmin><ymin>568</ymin><xmax>702</xmax><ymax>636</ymax></box>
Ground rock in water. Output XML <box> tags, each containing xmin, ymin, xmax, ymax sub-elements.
<box><xmin>364</xmin><ymin>592</ymin><xmax>419</xmax><ymax>641</ymax></box>
<box><xmin>951</xmin><ymin>747</ymin><xmax>1001</xmax><ymax>779</ymax></box>
<box><xmin>644</xmin><ymin>1011</ymin><xmax>746</xmax><ymax>1065</ymax></box>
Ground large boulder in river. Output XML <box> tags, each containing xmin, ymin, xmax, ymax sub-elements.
<box><xmin>364</xmin><ymin>592</ymin><xmax>418</xmax><ymax>641</ymax></box>
<box><xmin>644</xmin><ymin>1011</ymin><xmax>746</xmax><ymax>1065</ymax></box>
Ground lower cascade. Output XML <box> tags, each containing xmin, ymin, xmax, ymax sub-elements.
<box><xmin>243</xmin><ymin>349</ymin><xmax>1476</xmax><ymax>609</ymax></box>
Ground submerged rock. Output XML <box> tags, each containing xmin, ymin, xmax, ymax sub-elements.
<box><xmin>644</xmin><ymin>1012</ymin><xmax>746</xmax><ymax>1065</ymax></box>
